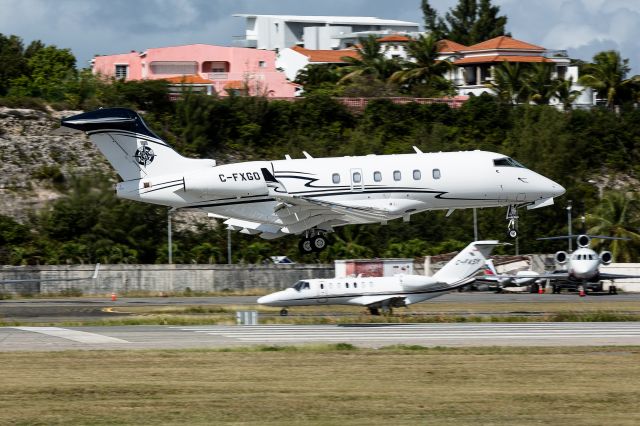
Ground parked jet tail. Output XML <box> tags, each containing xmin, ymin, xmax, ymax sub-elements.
<box><xmin>432</xmin><ymin>240</ymin><xmax>500</xmax><ymax>285</ymax></box>
<box><xmin>61</xmin><ymin>108</ymin><xmax>215</xmax><ymax>181</ymax></box>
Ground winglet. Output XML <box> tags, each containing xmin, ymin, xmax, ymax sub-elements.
<box><xmin>261</xmin><ymin>168</ymin><xmax>278</xmax><ymax>183</ymax></box>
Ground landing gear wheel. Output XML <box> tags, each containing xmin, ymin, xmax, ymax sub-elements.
<box><xmin>298</xmin><ymin>238</ymin><xmax>313</xmax><ymax>254</ymax></box>
<box><xmin>368</xmin><ymin>307</ymin><xmax>380</xmax><ymax>316</ymax></box>
<box><xmin>381</xmin><ymin>306</ymin><xmax>393</xmax><ymax>316</ymax></box>
<box><xmin>609</xmin><ymin>285</ymin><xmax>618</xmax><ymax>295</ymax></box>
<box><xmin>279</xmin><ymin>308</ymin><xmax>289</xmax><ymax>316</ymax></box>
<box><xmin>310</xmin><ymin>235</ymin><xmax>327</xmax><ymax>252</ymax></box>
<box><xmin>508</xmin><ymin>229</ymin><xmax>518</xmax><ymax>239</ymax></box>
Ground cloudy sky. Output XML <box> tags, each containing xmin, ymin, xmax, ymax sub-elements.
<box><xmin>1</xmin><ymin>0</ymin><xmax>639</xmax><ymax>74</ymax></box>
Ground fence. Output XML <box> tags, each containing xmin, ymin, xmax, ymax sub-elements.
<box><xmin>0</xmin><ymin>264</ymin><xmax>334</xmax><ymax>296</ymax></box>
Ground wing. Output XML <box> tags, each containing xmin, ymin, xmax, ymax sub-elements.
<box><xmin>347</xmin><ymin>295</ymin><xmax>408</xmax><ymax>307</ymax></box>
<box><xmin>218</xmin><ymin>168</ymin><xmax>402</xmax><ymax>239</ymax></box>
<box><xmin>599</xmin><ymin>272</ymin><xmax>640</xmax><ymax>280</ymax></box>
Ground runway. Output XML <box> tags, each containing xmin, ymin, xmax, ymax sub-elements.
<box><xmin>3</xmin><ymin>292</ymin><xmax>640</xmax><ymax>322</ymax></box>
<box><xmin>2</xmin><ymin>322</ymin><xmax>640</xmax><ymax>351</ymax></box>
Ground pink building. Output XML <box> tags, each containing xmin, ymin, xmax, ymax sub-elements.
<box><xmin>91</xmin><ymin>44</ymin><xmax>298</xmax><ymax>97</ymax></box>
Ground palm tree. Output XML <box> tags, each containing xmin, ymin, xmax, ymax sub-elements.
<box><xmin>554</xmin><ymin>77</ymin><xmax>583</xmax><ymax>110</ymax></box>
<box><xmin>338</xmin><ymin>35</ymin><xmax>400</xmax><ymax>84</ymax></box>
<box><xmin>486</xmin><ymin>61</ymin><xmax>527</xmax><ymax>104</ymax></box>
<box><xmin>586</xmin><ymin>191</ymin><xmax>640</xmax><ymax>262</ymax></box>
<box><xmin>524</xmin><ymin>63</ymin><xmax>560</xmax><ymax>105</ymax></box>
<box><xmin>578</xmin><ymin>50</ymin><xmax>633</xmax><ymax>109</ymax></box>
<box><xmin>389</xmin><ymin>34</ymin><xmax>454</xmax><ymax>96</ymax></box>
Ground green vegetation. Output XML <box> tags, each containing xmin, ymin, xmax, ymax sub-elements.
<box><xmin>2</xmin><ymin>1</ymin><xmax>640</xmax><ymax>266</ymax></box>
<box><xmin>1</xmin><ymin>346</ymin><xmax>640</xmax><ymax>425</ymax></box>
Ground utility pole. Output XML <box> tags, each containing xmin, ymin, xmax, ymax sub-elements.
<box><xmin>473</xmin><ymin>208</ymin><xmax>478</xmax><ymax>241</ymax></box>
<box><xmin>227</xmin><ymin>228</ymin><xmax>232</xmax><ymax>264</ymax></box>
<box><xmin>567</xmin><ymin>200</ymin><xmax>572</xmax><ymax>252</ymax></box>
<box><xmin>167</xmin><ymin>208</ymin><xmax>173</xmax><ymax>264</ymax></box>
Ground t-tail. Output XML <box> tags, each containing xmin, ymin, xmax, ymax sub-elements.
<box><xmin>432</xmin><ymin>240</ymin><xmax>500</xmax><ymax>286</ymax></box>
<box><xmin>61</xmin><ymin>108</ymin><xmax>215</xmax><ymax>181</ymax></box>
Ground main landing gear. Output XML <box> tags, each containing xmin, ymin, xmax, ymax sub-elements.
<box><xmin>298</xmin><ymin>230</ymin><xmax>328</xmax><ymax>254</ymax></box>
<box><xmin>506</xmin><ymin>204</ymin><xmax>519</xmax><ymax>239</ymax></box>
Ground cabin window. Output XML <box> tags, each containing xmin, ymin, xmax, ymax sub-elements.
<box><xmin>393</xmin><ymin>170</ymin><xmax>401</xmax><ymax>181</ymax></box>
<box><xmin>346</xmin><ymin>283</ymin><xmax>349</xmax><ymax>288</ymax></box>
<box><xmin>292</xmin><ymin>281</ymin><xmax>309</xmax><ymax>291</ymax></box>
<box><xmin>373</xmin><ymin>171</ymin><xmax>382</xmax><ymax>182</ymax></box>
<box><xmin>432</xmin><ymin>168</ymin><xmax>441</xmax><ymax>179</ymax></box>
<box><xmin>352</xmin><ymin>171</ymin><xmax>362</xmax><ymax>183</ymax></box>
<box><xmin>493</xmin><ymin>157</ymin><xmax>525</xmax><ymax>168</ymax></box>
<box><xmin>413</xmin><ymin>169</ymin><xmax>421</xmax><ymax>180</ymax></box>
<box><xmin>332</xmin><ymin>173</ymin><xmax>340</xmax><ymax>184</ymax></box>
<box><xmin>320</xmin><ymin>283</ymin><xmax>324</xmax><ymax>289</ymax></box>
<box><xmin>354</xmin><ymin>282</ymin><xmax>357</xmax><ymax>288</ymax></box>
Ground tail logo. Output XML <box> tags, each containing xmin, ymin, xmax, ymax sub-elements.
<box><xmin>134</xmin><ymin>146</ymin><xmax>155</xmax><ymax>166</ymax></box>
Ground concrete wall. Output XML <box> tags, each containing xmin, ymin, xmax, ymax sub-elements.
<box><xmin>0</xmin><ymin>264</ymin><xmax>334</xmax><ymax>296</ymax></box>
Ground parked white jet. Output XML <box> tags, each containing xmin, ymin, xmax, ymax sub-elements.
<box><xmin>488</xmin><ymin>235</ymin><xmax>640</xmax><ymax>296</ymax></box>
<box><xmin>61</xmin><ymin>108</ymin><xmax>564</xmax><ymax>252</ymax></box>
<box><xmin>257</xmin><ymin>240</ymin><xmax>499</xmax><ymax>315</ymax></box>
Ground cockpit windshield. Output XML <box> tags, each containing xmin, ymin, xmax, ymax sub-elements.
<box><xmin>292</xmin><ymin>281</ymin><xmax>310</xmax><ymax>291</ymax></box>
<box><xmin>493</xmin><ymin>157</ymin><xmax>525</xmax><ymax>168</ymax></box>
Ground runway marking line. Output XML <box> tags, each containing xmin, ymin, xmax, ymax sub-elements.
<box><xmin>13</xmin><ymin>327</ymin><xmax>129</xmax><ymax>344</ymax></box>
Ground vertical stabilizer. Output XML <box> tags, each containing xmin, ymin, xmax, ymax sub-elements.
<box><xmin>433</xmin><ymin>241</ymin><xmax>499</xmax><ymax>285</ymax></box>
<box><xmin>61</xmin><ymin>108</ymin><xmax>214</xmax><ymax>181</ymax></box>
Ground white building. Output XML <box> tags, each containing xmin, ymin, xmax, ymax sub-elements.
<box><xmin>233</xmin><ymin>14</ymin><xmax>419</xmax><ymax>52</ymax></box>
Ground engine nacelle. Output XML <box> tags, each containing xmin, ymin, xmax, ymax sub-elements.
<box><xmin>600</xmin><ymin>251</ymin><xmax>613</xmax><ymax>265</ymax></box>
<box><xmin>576</xmin><ymin>234</ymin><xmax>591</xmax><ymax>248</ymax></box>
<box><xmin>399</xmin><ymin>275</ymin><xmax>438</xmax><ymax>291</ymax></box>
<box><xmin>555</xmin><ymin>251</ymin><xmax>568</xmax><ymax>264</ymax></box>
<box><xmin>183</xmin><ymin>164</ymin><xmax>268</xmax><ymax>197</ymax></box>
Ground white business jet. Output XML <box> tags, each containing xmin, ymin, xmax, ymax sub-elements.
<box><xmin>61</xmin><ymin>108</ymin><xmax>565</xmax><ymax>253</ymax></box>
<box><xmin>257</xmin><ymin>240</ymin><xmax>499</xmax><ymax>315</ymax></box>
<box><xmin>477</xmin><ymin>259</ymin><xmax>541</xmax><ymax>292</ymax></box>
<box><xmin>488</xmin><ymin>234</ymin><xmax>640</xmax><ymax>296</ymax></box>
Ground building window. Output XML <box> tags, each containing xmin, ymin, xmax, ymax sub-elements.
<box><xmin>393</xmin><ymin>170</ymin><xmax>401</xmax><ymax>181</ymax></box>
<box><xmin>354</xmin><ymin>283</ymin><xmax>357</xmax><ymax>288</ymax></box>
<box><xmin>413</xmin><ymin>170</ymin><xmax>421</xmax><ymax>180</ymax></box>
<box><xmin>346</xmin><ymin>283</ymin><xmax>349</xmax><ymax>288</ymax></box>
<box><xmin>373</xmin><ymin>171</ymin><xmax>382</xmax><ymax>182</ymax></box>
<box><xmin>150</xmin><ymin>61</ymin><xmax>197</xmax><ymax>75</ymax></box>
<box><xmin>258</xmin><ymin>60</ymin><xmax>266</xmax><ymax>68</ymax></box>
<box><xmin>115</xmin><ymin>64</ymin><xmax>128</xmax><ymax>79</ymax></box>
<box><xmin>332</xmin><ymin>173</ymin><xmax>340</xmax><ymax>184</ymax></box>
<box><xmin>433</xmin><ymin>168</ymin><xmax>441</xmax><ymax>179</ymax></box>
<box><xmin>352</xmin><ymin>171</ymin><xmax>361</xmax><ymax>183</ymax></box>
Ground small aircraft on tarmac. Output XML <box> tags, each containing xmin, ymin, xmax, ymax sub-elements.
<box><xmin>486</xmin><ymin>234</ymin><xmax>640</xmax><ymax>296</ymax></box>
<box><xmin>477</xmin><ymin>259</ymin><xmax>541</xmax><ymax>292</ymax></box>
<box><xmin>61</xmin><ymin>108</ymin><xmax>564</xmax><ymax>253</ymax></box>
<box><xmin>257</xmin><ymin>240</ymin><xmax>499</xmax><ymax>315</ymax></box>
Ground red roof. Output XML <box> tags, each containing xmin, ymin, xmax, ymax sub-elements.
<box><xmin>454</xmin><ymin>55</ymin><xmax>553</xmax><ymax>65</ymax></box>
<box><xmin>223</xmin><ymin>80</ymin><xmax>245</xmax><ymax>89</ymax></box>
<box><xmin>437</xmin><ymin>39</ymin><xmax>468</xmax><ymax>53</ymax></box>
<box><xmin>377</xmin><ymin>35</ymin><xmax>410</xmax><ymax>43</ymax></box>
<box><xmin>464</xmin><ymin>36</ymin><xmax>545</xmax><ymax>52</ymax></box>
<box><xmin>291</xmin><ymin>45</ymin><xmax>359</xmax><ymax>63</ymax></box>
<box><xmin>163</xmin><ymin>75</ymin><xmax>212</xmax><ymax>84</ymax></box>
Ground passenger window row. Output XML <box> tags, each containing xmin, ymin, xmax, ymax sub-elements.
<box><xmin>332</xmin><ymin>169</ymin><xmax>441</xmax><ymax>184</ymax></box>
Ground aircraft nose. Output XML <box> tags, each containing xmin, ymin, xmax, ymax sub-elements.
<box><xmin>257</xmin><ymin>294</ymin><xmax>275</xmax><ymax>305</ymax></box>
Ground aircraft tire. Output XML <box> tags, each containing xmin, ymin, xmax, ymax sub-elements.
<box><xmin>298</xmin><ymin>238</ymin><xmax>313</xmax><ymax>254</ymax></box>
<box><xmin>310</xmin><ymin>235</ymin><xmax>327</xmax><ymax>252</ymax></box>
<box><xmin>508</xmin><ymin>229</ymin><xmax>517</xmax><ymax>239</ymax></box>
<box><xmin>280</xmin><ymin>308</ymin><xmax>288</xmax><ymax>316</ymax></box>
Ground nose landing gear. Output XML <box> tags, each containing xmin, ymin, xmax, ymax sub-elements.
<box><xmin>506</xmin><ymin>205</ymin><xmax>519</xmax><ymax>239</ymax></box>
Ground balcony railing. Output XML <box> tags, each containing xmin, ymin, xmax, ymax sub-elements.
<box><xmin>208</xmin><ymin>72</ymin><xmax>229</xmax><ymax>80</ymax></box>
